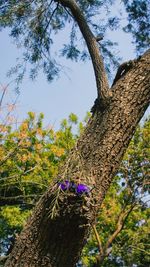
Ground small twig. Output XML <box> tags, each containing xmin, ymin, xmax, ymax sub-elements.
<box><xmin>0</xmin><ymin>166</ymin><xmax>37</xmax><ymax>182</ymax></box>
<box><xmin>48</xmin><ymin>186</ymin><xmax>62</xmax><ymax>219</ymax></box>
<box><xmin>128</xmin><ymin>245</ymin><xmax>150</xmax><ymax>256</ymax></box>
<box><xmin>63</xmin><ymin>6</ymin><xmax>74</xmax><ymax>19</ymax></box>
<box><xmin>0</xmin><ymin>85</ymin><xmax>7</xmax><ymax>108</ymax></box>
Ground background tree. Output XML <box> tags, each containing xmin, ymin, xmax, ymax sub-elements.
<box><xmin>0</xmin><ymin>0</ymin><xmax>149</xmax><ymax>266</ymax></box>
<box><xmin>0</xmin><ymin>112</ymin><xmax>82</xmax><ymax>257</ymax></box>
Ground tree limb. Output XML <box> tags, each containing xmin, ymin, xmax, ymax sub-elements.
<box><xmin>56</xmin><ymin>0</ymin><xmax>110</xmax><ymax>105</ymax></box>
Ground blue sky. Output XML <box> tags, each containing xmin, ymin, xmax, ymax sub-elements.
<box><xmin>0</xmin><ymin>4</ymin><xmax>138</xmax><ymax>129</ymax></box>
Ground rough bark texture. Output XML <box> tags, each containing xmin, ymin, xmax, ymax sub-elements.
<box><xmin>4</xmin><ymin>50</ymin><xmax>150</xmax><ymax>267</ymax></box>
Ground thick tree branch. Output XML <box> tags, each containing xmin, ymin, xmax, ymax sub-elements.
<box><xmin>112</xmin><ymin>60</ymin><xmax>136</xmax><ymax>86</ymax></box>
<box><xmin>56</xmin><ymin>0</ymin><xmax>110</xmax><ymax>104</ymax></box>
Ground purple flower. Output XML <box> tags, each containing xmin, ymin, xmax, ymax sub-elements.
<box><xmin>70</xmin><ymin>181</ymin><xmax>77</xmax><ymax>191</ymax></box>
<box><xmin>76</xmin><ymin>184</ymin><xmax>90</xmax><ymax>194</ymax></box>
<box><xmin>57</xmin><ymin>180</ymin><xmax>90</xmax><ymax>195</ymax></box>
<box><xmin>59</xmin><ymin>180</ymin><xmax>70</xmax><ymax>191</ymax></box>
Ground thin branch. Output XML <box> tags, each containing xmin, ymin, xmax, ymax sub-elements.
<box><xmin>0</xmin><ymin>166</ymin><xmax>37</xmax><ymax>182</ymax></box>
<box><xmin>0</xmin><ymin>194</ymin><xmax>41</xmax><ymax>202</ymax></box>
<box><xmin>63</xmin><ymin>6</ymin><xmax>74</xmax><ymax>18</ymax></box>
<box><xmin>0</xmin><ymin>180</ymin><xmax>48</xmax><ymax>189</ymax></box>
<box><xmin>0</xmin><ymin>85</ymin><xmax>7</xmax><ymax>108</ymax></box>
<box><xmin>0</xmin><ymin>81</ymin><xmax>19</xmax><ymax>128</ymax></box>
<box><xmin>38</xmin><ymin>1</ymin><xmax>59</xmax><ymax>45</ymax></box>
<box><xmin>128</xmin><ymin>245</ymin><xmax>150</xmax><ymax>255</ymax></box>
<box><xmin>105</xmin><ymin>204</ymin><xmax>135</xmax><ymax>251</ymax></box>
<box><xmin>57</xmin><ymin>0</ymin><xmax>110</xmax><ymax>103</ymax></box>
<box><xmin>92</xmin><ymin>224</ymin><xmax>104</xmax><ymax>256</ymax></box>
<box><xmin>0</xmin><ymin>146</ymin><xmax>19</xmax><ymax>166</ymax></box>
<box><xmin>92</xmin><ymin>204</ymin><xmax>136</xmax><ymax>267</ymax></box>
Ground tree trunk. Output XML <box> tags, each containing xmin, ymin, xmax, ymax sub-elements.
<box><xmin>4</xmin><ymin>51</ymin><xmax>150</xmax><ymax>267</ymax></box>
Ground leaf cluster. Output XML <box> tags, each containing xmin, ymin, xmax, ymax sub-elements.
<box><xmin>123</xmin><ymin>0</ymin><xmax>150</xmax><ymax>53</ymax></box>
<box><xmin>0</xmin><ymin>0</ymin><xmax>120</xmax><ymax>84</ymax></box>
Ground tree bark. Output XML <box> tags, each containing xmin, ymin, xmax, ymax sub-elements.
<box><xmin>4</xmin><ymin>50</ymin><xmax>150</xmax><ymax>267</ymax></box>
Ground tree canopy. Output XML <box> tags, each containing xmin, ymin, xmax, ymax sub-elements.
<box><xmin>123</xmin><ymin>0</ymin><xmax>150</xmax><ymax>53</ymax></box>
<box><xmin>0</xmin><ymin>0</ymin><xmax>149</xmax><ymax>84</ymax></box>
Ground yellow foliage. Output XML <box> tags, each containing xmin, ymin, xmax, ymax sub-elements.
<box><xmin>35</xmin><ymin>143</ymin><xmax>42</xmax><ymax>150</ymax></box>
<box><xmin>19</xmin><ymin>132</ymin><xmax>28</xmax><ymax>139</ymax></box>
<box><xmin>36</xmin><ymin>128</ymin><xmax>44</xmax><ymax>137</ymax></box>
<box><xmin>1</xmin><ymin>206</ymin><xmax>31</xmax><ymax>227</ymax></box>
<box><xmin>20</xmin><ymin>154</ymin><xmax>29</xmax><ymax>163</ymax></box>
<box><xmin>20</xmin><ymin>122</ymin><xmax>28</xmax><ymax>131</ymax></box>
<box><xmin>51</xmin><ymin>145</ymin><xmax>65</xmax><ymax>157</ymax></box>
<box><xmin>0</xmin><ymin>125</ymin><xmax>8</xmax><ymax>133</ymax></box>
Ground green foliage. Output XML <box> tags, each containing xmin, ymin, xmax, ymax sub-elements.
<box><xmin>123</xmin><ymin>0</ymin><xmax>150</xmax><ymax>54</ymax></box>
<box><xmin>0</xmin><ymin>0</ymin><xmax>149</xmax><ymax>88</ymax></box>
<box><xmin>0</xmin><ymin>111</ymin><xmax>85</xmax><ymax>254</ymax></box>
<box><xmin>0</xmin><ymin>0</ymin><xmax>149</xmax><ymax>86</ymax></box>
<box><xmin>0</xmin><ymin>206</ymin><xmax>30</xmax><ymax>256</ymax></box>
<box><xmin>0</xmin><ymin>0</ymin><xmax>116</xmax><ymax>82</ymax></box>
<box><xmin>1</xmin><ymin>206</ymin><xmax>30</xmax><ymax>228</ymax></box>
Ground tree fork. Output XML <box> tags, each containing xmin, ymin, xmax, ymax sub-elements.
<box><xmin>4</xmin><ymin>50</ymin><xmax>150</xmax><ymax>267</ymax></box>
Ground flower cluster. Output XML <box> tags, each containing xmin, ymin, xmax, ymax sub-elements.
<box><xmin>58</xmin><ymin>180</ymin><xmax>90</xmax><ymax>195</ymax></box>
